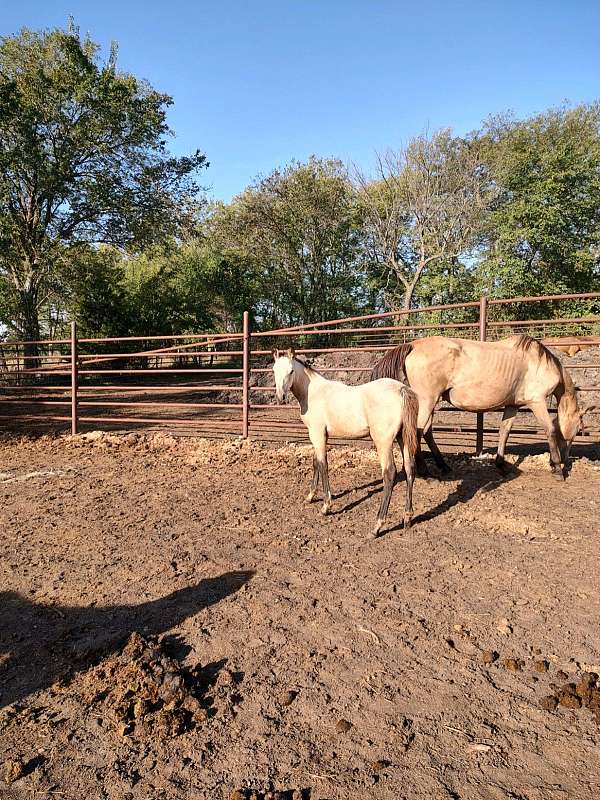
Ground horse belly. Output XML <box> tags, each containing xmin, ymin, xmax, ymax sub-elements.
<box><xmin>324</xmin><ymin>395</ymin><xmax>370</xmax><ymax>439</ymax></box>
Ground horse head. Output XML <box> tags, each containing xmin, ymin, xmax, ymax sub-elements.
<box><xmin>272</xmin><ymin>347</ymin><xmax>296</xmax><ymax>403</ymax></box>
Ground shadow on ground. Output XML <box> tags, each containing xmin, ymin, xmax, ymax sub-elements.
<box><xmin>0</xmin><ymin>570</ymin><xmax>253</xmax><ymax>709</ymax></box>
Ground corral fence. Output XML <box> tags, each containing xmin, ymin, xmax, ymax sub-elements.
<box><xmin>1</xmin><ymin>291</ymin><xmax>600</xmax><ymax>455</ymax></box>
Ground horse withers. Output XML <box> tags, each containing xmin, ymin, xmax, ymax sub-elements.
<box><xmin>272</xmin><ymin>348</ymin><xmax>419</xmax><ymax>536</ymax></box>
<box><xmin>372</xmin><ymin>335</ymin><xmax>588</xmax><ymax>481</ymax></box>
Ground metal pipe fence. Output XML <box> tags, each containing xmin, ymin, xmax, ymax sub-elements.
<box><xmin>1</xmin><ymin>291</ymin><xmax>599</xmax><ymax>452</ymax></box>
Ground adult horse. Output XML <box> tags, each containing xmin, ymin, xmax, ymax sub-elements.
<box><xmin>272</xmin><ymin>348</ymin><xmax>419</xmax><ymax>536</ymax></box>
<box><xmin>371</xmin><ymin>335</ymin><xmax>585</xmax><ymax>481</ymax></box>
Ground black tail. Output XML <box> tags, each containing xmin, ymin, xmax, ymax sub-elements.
<box><xmin>371</xmin><ymin>343</ymin><xmax>413</xmax><ymax>382</ymax></box>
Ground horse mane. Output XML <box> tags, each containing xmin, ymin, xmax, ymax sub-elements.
<box><xmin>511</xmin><ymin>335</ymin><xmax>562</xmax><ymax>371</ymax></box>
<box><xmin>293</xmin><ymin>355</ymin><xmax>320</xmax><ymax>374</ymax></box>
<box><xmin>370</xmin><ymin>343</ymin><xmax>413</xmax><ymax>382</ymax></box>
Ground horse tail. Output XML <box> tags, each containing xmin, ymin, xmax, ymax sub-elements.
<box><xmin>371</xmin><ymin>343</ymin><xmax>413</xmax><ymax>382</ymax></box>
<box><xmin>399</xmin><ymin>386</ymin><xmax>419</xmax><ymax>460</ymax></box>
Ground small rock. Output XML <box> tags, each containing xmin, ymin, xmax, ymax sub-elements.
<box><xmin>540</xmin><ymin>695</ymin><xmax>558</xmax><ymax>711</ymax></box>
<box><xmin>497</xmin><ymin>620</ymin><xmax>513</xmax><ymax>636</ymax></box>
<box><xmin>279</xmin><ymin>690</ymin><xmax>297</xmax><ymax>707</ymax></box>
<box><xmin>230</xmin><ymin>790</ymin><xmax>247</xmax><ymax>800</ymax></box>
<box><xmin>371</xmin><ymin>759</ymin><xmax>391</xmax><ymax>772</ymax></box>
<box><xmin>335</xmin><ymin>718</ymin><xmax>353</xmax><ymax>733</ymax></box>
<box><xmin>558</xmin><ymin>687</ymin><xmax>581</xmax><ymax>709</ymax></box>
<box><xmin>504</xmin><ymin>658</ymin><xmax>524</xmax><ymax>673</ymax></box>
<box><xmin>1</xmin><ymin>758</ymin><xmax>25</xmax><ymax>784</ymax></box>
<box><xmin>534</xmin><ymin>660</ymin><xmax>549</xmax><ymax>673</ymax></box>
<box><xmin>481</xmin><ymin>650</ymin><xmax>499</xmax><ymax>665</ymax></box>
<box><xmin>556</xmin><ymin>670</ymin><xmax>569</xmax><ymax>681</ymax></box>
<box><xmin>579</xmin><ymin>672</ymin><xmax>598</xmax><ymax>688</ymax></box>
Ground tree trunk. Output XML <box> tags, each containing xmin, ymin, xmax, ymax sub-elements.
<box><xmin>18</xmin><ymin>285</ymin><xmax>41</xmax><ymax>369</ymax></box>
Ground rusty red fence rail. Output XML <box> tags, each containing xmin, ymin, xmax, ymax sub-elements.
<box><xmin>1</xmin><ymin>291</ymin><xmax>599</xmax><ymax>451</ymax></box>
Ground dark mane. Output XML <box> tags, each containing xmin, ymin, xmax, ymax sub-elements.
<box><xmin>370</xmin><ymin>343</ymin><xmax>413</xmax><ymax>382</ymax></box>
<box><xmin>512</xmin><ymin>335</ymin><xmax>562</xmax><ymax>370</ymax></box>
<box><xmin>293</xmin><ymin>355</ymin><xmax>320</xmax><ymax>374</ymax></box>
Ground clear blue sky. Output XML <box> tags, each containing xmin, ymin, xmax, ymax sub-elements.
<box><xmin>2</xmin><ymin>1</ymin><xmax>599</xmax><ymax>201</ymax></box>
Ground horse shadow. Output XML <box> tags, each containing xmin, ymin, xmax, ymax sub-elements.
<box><xmin>0</xmin><ymin>570</ymin><xmax>253</xmax><ymax>709</ymax></box>
<box><xmin>330</xmin><ymin>456</ymin><xmax>522</xmax><ymax>531</ymax></box>
<box><xmin>388</xmin><ymin>458</ymin><xmax>522</xmax><ymax>532</ymax></box>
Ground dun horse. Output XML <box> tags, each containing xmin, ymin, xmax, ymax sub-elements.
<box><xmin>372</xmin><ymin>335</ymin><xmax>586</xmax><ymax>480</ymax></box>
<box><xmin>272</xmin><ymin>348</ymin><xmax>419</xmax><ymax>535</ymax></box>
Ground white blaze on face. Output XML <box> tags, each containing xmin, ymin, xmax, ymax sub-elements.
<box><xmin>273</xmin><ymin>355</ymin><xmax>294</xmax><ymax>403</ymax></box>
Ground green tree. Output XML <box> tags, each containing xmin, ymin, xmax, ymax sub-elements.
<box><xmin>0</xmin><ymin>23</ymin><xmax>207</xmax><ymax>352</ymax></box>
<box><xmin>356</xmin><ymin>131</ymin><xmax>495</xmax><ymax>311</ymax></box>
<box><xmin>475</xmin><ymin>104</ymin><xmax>600</xmax><ymax>307</ymax></box>
<box><xmin>211</xmin><ymin>157</ymin><xmax>370</xmax><ymax>329</ymax></box>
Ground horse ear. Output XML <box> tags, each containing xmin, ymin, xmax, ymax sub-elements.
<box><xmin>272</xmin><ymin>348</ymin><xmax>279</xmax><ymax>360</ymax></box>
<box><xmin>287</xmin><ymin>347</ymin><xmax>296</xmax><ymax>359</ymax></box>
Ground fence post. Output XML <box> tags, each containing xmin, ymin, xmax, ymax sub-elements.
<box><xmin>70</xmin><ymin>320</ymin><xmax>79</xmax><ymax>435</ymax></box>
<box><xmin>475</xmin><ymin>295</ymin><xmax>488</xmax><ymax>455</ymax></box>
<box><xmin>242</xmin><ymin>311</ymin><xmax>250</xmax><ymax>439</ymax></box>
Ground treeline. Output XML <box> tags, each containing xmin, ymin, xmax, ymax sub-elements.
<box><xmin>1</xmin><ymin>24</ymin><xmax>599</xmax><ymax>346</ymax></box>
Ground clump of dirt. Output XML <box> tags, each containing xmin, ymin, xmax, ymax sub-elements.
<box><xmin>1</xmin><ymin>757</ymin><xmax>25</xmax><ymax>784</ymax></box>
<box><xmin>481</xmin><ymin>650</ymin><xmax>499</xmax><ymax>664</ymax></box>
<box><xmin>229</xmin><ymin>790</ymin><xmax>309</xmax><ymax>800</ymax></box>
<box><xmin>539</xmin><ymin>671</ymin><xmax>600</xmax><ymax>724</ymax></box>
<box><xmin>504</xmin><ymin>658</ymin><xmax>525</xmax><ymax>672</ymax></box>
<box><xmin>76</xmin><ymin>632</ymin><xmax>236</xmax><ymax>739</ymax></box>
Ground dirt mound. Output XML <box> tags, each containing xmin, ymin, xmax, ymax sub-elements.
<box><xmin>76</xmin><ymin>632</ymin><xmax>237</xmax><ymax>739</ymax></box>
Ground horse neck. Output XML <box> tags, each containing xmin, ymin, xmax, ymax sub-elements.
<box><xmin>555</xmin><ymin>364</ymin><xmax>579</xmax><ymax>436</ymax></box>
<box><xmin>290</xmin><ymin>361</ymin><xmax>325</xmax><ymax>406</ymax></box>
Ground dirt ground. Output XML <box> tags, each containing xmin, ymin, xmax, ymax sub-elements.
<box><xmin>1</xmin><ymin>432</ymin><xmax>600</xmax><ymax>800</ymax></box>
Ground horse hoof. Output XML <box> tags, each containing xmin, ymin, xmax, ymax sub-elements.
<box><xmin>552</xmin><ymin>470</ymin><xmax>565</xmax><ymax>482</ymax></box>
<box><xmin>321</xmin><ymin>505</ymin><xmax>330</xmax><ymax>516</ymax></box>
<box><xmin>403</xmin><ymin>515</ymin><xmax>412</xmax><ymax>529</ymax></box>
<box><xmin>306</xmin><ymin>493</ymin><xmax>315</xmax><ymax>503</ymax></box>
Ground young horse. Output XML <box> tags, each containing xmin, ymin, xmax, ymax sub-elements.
<box><xmin>272</xmin><ymin>348</ymin><xmax>419</xmax><ymax>536</ymax></box>
<box><xmin>371</xmin><ymin>335</ymin><xmax>585</xmax><ymax>481</ymax></box>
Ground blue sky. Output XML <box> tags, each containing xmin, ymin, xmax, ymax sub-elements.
<box><xmin>2</xmin><ymin>1</ymin><xmax>599</xmax><ymax>201</ymax></box>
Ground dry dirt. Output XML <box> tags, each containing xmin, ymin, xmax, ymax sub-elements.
<box><xmin>1</xmin><ymin>432</ymin><xmax>600</xmax><ymax>800</ymax></box>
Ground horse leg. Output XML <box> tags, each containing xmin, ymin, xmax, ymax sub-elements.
<box><xmin>401</xmin><ymin>436</ymin><xmax>416</xmax><ymax>529</ymax></box>
<box><xmin>309</xmin><ymin>429</ymin><xmax>332</xmax><ymax>514</ymax></box>
<box><xmin>373</xmin><ymin>439</ymin><xmax>397</xmax><ymax>538</ymax></box>
<box><xmin>415</xmin><ymin>400</ymin><xmax>438</xmax><ymax>479</ymax></box>
<box><xmin>422</xmin><ymin>421</ymin><xmax>451</xmax><ymax>474</ymax></box>
<box><xmin>529</xmin><ymin>400</ymin><xmax>564</xmax><ymax>481</ymax></box>
<box><xmin>495</xmin><ymin>406</ymin><xmax>518</xmax><ymax>472</ymax></box>
<box><xmin>306</xmin><ymin>453</ymin><xmax>320</xmax><ymax>503</ymax></box>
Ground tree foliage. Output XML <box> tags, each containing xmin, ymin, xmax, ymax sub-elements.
<box><xmin>357</xmin><ymin>131</ymin><xmax>496</xmax><ymax>310</ymax></box>
<box><xmin>210</xmin><ymin>157</ymin><xmax>371</xmax><ymax>328</ymax></box>
<box><xmin>475</xmin><ymin>104</ymin><xmax>600</xmax><ymax>301</ymax></box>
<box><xmin>0</xmin><ymin>23</ymin><xmax>207</xmax><ymax>346</ymax></box>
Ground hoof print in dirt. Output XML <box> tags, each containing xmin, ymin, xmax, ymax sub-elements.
<box><xmin>77</xmin><ymin>632</ymin><xmax>237</xmax><ymax>739</ymax></box>
<box><xmin>335</xmin><ymin>718</ymin><xmax>353</xmax><ymax>733</ymax></box>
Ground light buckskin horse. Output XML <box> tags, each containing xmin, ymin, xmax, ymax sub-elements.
<box><xmin>272</xmin><ymin>348</ymin><xmax>419</xmax><ymax>536</ymax></box>
<box><xmin>371</xmin><ymin>334</ymin><xmax>588</xmax><ymax>481</ymax></box>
